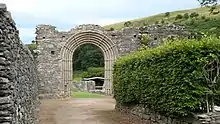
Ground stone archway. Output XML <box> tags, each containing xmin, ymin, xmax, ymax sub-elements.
<box><xmin>36</xmin><ymin>24</ymin><xmax>140</xmax><ymax>99</ymax></box>
<box><xmin>60</xmin><ymin>30</ymin><xmax>118</xmax><ymax>96</ymax></box>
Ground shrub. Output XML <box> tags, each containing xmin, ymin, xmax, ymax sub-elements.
<box><xmin>27</xmin><ymin>42</ymin><xmax>38</xmax><ymax>58</ymax></box>
<box><xmin>175</xmin><ymin>14</ymin><xmax>183</xmax><ymax>20</ymax></box>
<box><xmin>183</xmin><ymin>13</ymin><xmax>189</xmax><ymax>19</ymax></box>
<box><xmin>82</xmin><ymin>67</ymin><xmax>104</xmax><ymax>78</ymax></box>
<box><xmin>109</xmin><ymin>27</ymin><xmax>114</xmax><ymax>31</ymax></box>
<box><xmin>165</xmin><ymin>12</ymin><xmax>170</xmax><ymax>17</ymax></box>
<box><xmin>213</xmin><ymin>11</ymin><xmax>220</xmax><ymax>15</ymax></box>
<box><xmin>124</xmin><ymin>21</ymin><xmax>132</xmax><ymax>27</ymax></box>
<box><xmin>113</xmin><ymin>36</ymin><xmax>220</xmax><ymax>118</ymax></box>
<box><xmin>190</xmin><ymin>12</ymin><xmax>199</xmax><ymax>18</ymax></box>
<box><xmin>188</xmin><ymin>19</ymin><xmax>196</xmax><ymax>25</ymax></box>
<box><xmin>143</xmin><ymin>22</ymin><xmax>149</xmax><ymax>26</ymax></box>
<box><xmin>155</xmin><ymin>21</ymin><xmax>159</xmax><ymax>24</ymax></box>
<box><xmin>209</xmin><ymin>6</ymin><xmax>217</xmax><ymax>14</ymax></box>
<box><xmin>205</xmin><ymin>17</ymin><xmax>210</xmax><ymax>22</ymax></box>
<box><xmin>161</xmin><ymin>19</ymin><xmax>165</xmax><ymax>24</ymax></box>
<box><xmin>201</xmin><ymin>16</ymin><xmax>206</xmax><ymax>20</ymax></box>
<box><xmin>141</xmin><ymin>34</ymin><xmax>151</xmax><ymax>45</ymax></box>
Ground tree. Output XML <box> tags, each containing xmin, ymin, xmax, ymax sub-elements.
<box><xmin>109</xmin><ymin>27</ymin><xmax>114</xmax><ymax>31</ymax></box>
<box><xmin>161</xmin><ymin>19</ymin><xmax>165</xmax><ymax>24</ymax></box>
<box><xmin>202</xmin><ymin>54</ymin><xmax>219</xmax><ymax>112</ymax></box>
<box><xmin>155</xmin><ymin>21</ymin><xmax>159</xmax><ymax>24</ymax></box>
<box><xmin>175</xmin><ymin>14</ymin><xmax>183</xmax><ymax>20</ymax></box>
<box><xmin>198</xmin><ymin>0</ymin><xmax>219</xmax><ymax>6</ymax></box>
<box><xmin>72</xmin><ymin>44</ymin><xmax>104</xmax><ymax>71</ymax></box>
<box><xmin>183</xmin><ymin>13</ymin><xmax>190</xmax><ymax>19</ymax></box>
<box><xmin>82</xmin><ymin>67</ymin><xmax>104</xmax><ymax>78</ymax></box>
<box><xmin>26</xmin><ymin>41</ymin><xmax>38</xmax><ymax>58</ymax></box>
<box><xmin>124</xmin><ymin>21</ymin><xmax>132</xmax><ymax>27</ymax></box>
<box><xmin>209</xmin><ymin>5</ymin><xmax>217</xmax><ymax>15</ymax></box>
<box><xmin>190</xmin><ymin>12</ymin><xmax>199</xmax><ymax>18</ymax></box>
<box><xmin>165</xmin><ymin>12</ymin><xmax>170</xmax><ymax>18</ymax></box>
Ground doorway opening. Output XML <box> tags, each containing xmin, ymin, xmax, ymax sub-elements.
<box><xmin>72</xmin><ymin>44</ymin><xmax>105</xmax><ymax>93</ymax></box>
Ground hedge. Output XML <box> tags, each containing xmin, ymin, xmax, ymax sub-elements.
<box><xmin>113</xmin><ymin>36</ymin><xmax>220</xmax><ymax>118</ymax></box>
<box><xmin>82</xmin><ymin>67</ymin><xmax>104</xmax><ymax>78</ymax></box>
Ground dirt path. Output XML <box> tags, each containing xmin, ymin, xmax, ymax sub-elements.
<box><xmin>39</xmin><ymin>97</ymin><xmax>149</xmax><ymax>124</ymax></box>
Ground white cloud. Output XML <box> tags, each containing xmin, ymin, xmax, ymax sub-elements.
<box><xmin>2</xmin><ymin>0</ymin><xmax>131</xmax><ymax>26</ymax></box>
<box><xmin>0</xmin><ymin>0</ymin><xmax>200</xmax><ymax>43</ymax></box>
<box><xmin>2</xmin><ymin>0</ymin><xmax>130</xmax><ymax>17</ymax></box>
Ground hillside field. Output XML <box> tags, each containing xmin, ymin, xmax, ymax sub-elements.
<box><xmin>104</xmin><ymin>5</ymin><xmax>220</xmax><ymax>32</ymax></box>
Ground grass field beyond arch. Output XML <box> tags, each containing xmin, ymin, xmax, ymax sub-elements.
<box><xmin>72</xmin><ymin>92</ymin><xmax>104</xmax><ymax>98</ymax></box>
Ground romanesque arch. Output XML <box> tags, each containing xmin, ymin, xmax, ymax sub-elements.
<box><xmin>60</xmin><ymin>30</ymin><xmax>118</xmax><ymax>96</ymax></box>
<box><xmin>36</xmin><ymin>24</ymin><xmax>140</xmax><ymax>98</ymax></box>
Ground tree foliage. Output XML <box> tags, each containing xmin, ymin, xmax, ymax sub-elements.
<box><xmin>164</xmin><ymin>12</ymin><xmax>170</xmax><ymax>17</ymax></box>
<box><xmin>113</xmin><ymin>36</ymin><xmax>220</xmax><ymax>118</ymax></box>
<box><xmin>190</xmin><ymin>12</ymin><xmax>199</xmax><ymax>18</ymax></box>
<box><xmin>198</xmin><ymin>0</ymin><xmax>219</xmax><ymax>6</ymax></box>
<box><xmin>72</xmin><ymin>44</ymin><xmax>104</xmax><ymax>71</ymax></box>
<box><xmin>26</xmin><ymin>41</ymin><xmax>38</xmax><ymax>58</ymax></box>
<box><xmin>124</xmin><ymin>21</ymin><xmax>132</xmax><ymax>27</ymax></box>
<box><xmin>82</xmin><ymin>67</ymin><xmax>104</xmax><ymax>78</ymax></box>
<box><xmin>183</xmin><ymin>13</ymin><xmax>190</xmax><ymax>19</ymax></box>
<box><xmin>175</xmin><ymin>14</ymin><xmax>183</xmax><ymax>20</ymax></box>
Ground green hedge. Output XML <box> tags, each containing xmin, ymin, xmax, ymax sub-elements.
<box><xmin>82</xmin><ymin>67</ymin><xmax>104</xmax><ymax>78</ymax></box>
<box><xmin>113</xmin><ymin>36</ymin><xmax>220</xmax><ymax>118</ymax></box>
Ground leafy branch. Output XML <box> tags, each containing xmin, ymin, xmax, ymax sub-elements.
<box><xmin>202</xmin><ymin>54</ymin><xmax>219</xmax><ymax>112</ymax></box>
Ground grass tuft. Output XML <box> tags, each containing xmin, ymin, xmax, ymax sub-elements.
<box><xmin>72</xmin><ymin>92</ymin><xmax>104</xmax><ymax>98</ymax></box>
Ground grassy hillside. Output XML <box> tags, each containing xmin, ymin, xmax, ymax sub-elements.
<box><xmin>104</xmin><ymin>5</ymin><xmax>220</xmax><ymax>30</ymax></box>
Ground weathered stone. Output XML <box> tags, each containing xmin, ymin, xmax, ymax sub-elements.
<box><xmin>35</xmin><ymin>21</ymin><xmax>189</xmax><ymax>99</ymax></box>
<box><xmin>0</xmin><ymin>77</ymin><xmax>9</xmax><ymax>83</ymax></box>
<box><xmin>0</xmin><ymin>96</ymin><xmax>11</xmax><ymax>104</ymax></box>
<box><xmin>0</xmin><ymin>116</ymin><xmax>12</xmax><ymax>122</ymax></box>
<box><xmin>0</xmin><ymin>3</ymin><xmax>6</xmax><ymax>10</ymax></box>
<box><xmin>116</xmin><ymin>103</ymin><xmax>220</xmax><ymax>124</ymax></box>
<box><xmin>35</xmin><ymin>24</ymin><xmax>141</xmax><ymax>98</ymax></box>
<box><xmin>0</xmin><ymin>3</ymin><xmax>39</xmax><ymax>124</ymax></box>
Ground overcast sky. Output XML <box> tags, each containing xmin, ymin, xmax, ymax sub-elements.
<box><xmin>1</xmin><ymin>0</ymin><xmax>200</xmax><ymax>44</ymax></box>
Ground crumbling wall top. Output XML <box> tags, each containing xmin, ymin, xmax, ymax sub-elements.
<box><xmin>0</xmin><ymin>3</ymin><xmax>6</xmax><ymax>10</ymax></box>
<box><xmin>139</xmin><ymin>24</ymin><xmax>185</xmax><ymax>31</ymax></box>
<box><xmin>68</xmin><ymin>24</ymin><xmax>106</xmax><ymax>34</ymax></box>
<box><xmin>35</xmin><ymin>24</ymin><xmax>58</xmax><ymax>34</ymax></box>
<box><xmin>75</xmin><ymin>24</ymin><xmax>105</xmax><ymax>31</ymax></box>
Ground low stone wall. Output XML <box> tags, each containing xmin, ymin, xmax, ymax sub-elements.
<box><xmin>0</xmin><ymin>4</ymin><xmax>39</xmax><ymax>124</ymax></box>
<box><xmin>115</xmin><ymin>104</ymin><xmax>220</xmax><ymax>124</ymax></box>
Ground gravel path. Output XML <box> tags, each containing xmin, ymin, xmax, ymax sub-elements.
<box><xmin>39</xmin><ymin>97</ymin><xmax>149</xmax><ymax>124</ymax></box>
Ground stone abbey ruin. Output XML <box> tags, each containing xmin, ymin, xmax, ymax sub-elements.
<box><xmin>36</xmin><ymin>24</ymin><xmax>139</xmax><ymax>98</ymax></box>
<box><xmin>1</xmin><ymin>3</ymin><xmax>220</xmax><ymax>124</ymax></box>
<box><xmin>36</xmin><ymin>20</ymin><xmax>188</xmax><ymax>99</ymax></box>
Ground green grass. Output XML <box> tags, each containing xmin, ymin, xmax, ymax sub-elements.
<box><xmin>104</xmin><ymin>5</ymin><xmax>220</xmax><ymax>30</ymax></box>
<box><xmin>72</xmin><ymin>92</ymin><xmax>104</xmax><ymax>98</ymax></box>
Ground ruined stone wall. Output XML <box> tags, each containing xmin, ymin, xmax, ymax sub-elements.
<box><xmin>139</xmin><ymin>24</ymin><xmax>188</xmax><ymax>47</ymax></box>
<box><xmin>107</xmin><ymin>27</ymin><xmax>140</xmax><ymax>56</ymax></box>
<box><xmin>116</xmin><ymin>104</ymin><xmax>220</xmax><ymax>124</ymax></box>
<box><xmin>35</xmin><ymin>21</ymin><xmax>188</xmax><ymax>99</ymax></box>
<box><xmin>0</xmin><ymin>4</ymin><xmax>39</xmax><ymax>124</ymax></box>
<box><xmin>35</xmin><ymin>25</ymin><xmax>70</xmax><ymax>99</ymax></box>
<box><xmin>35</xmin><ymin>24</ymin><xmax>140</xmax><ymax>98</ymax></box>
<box><xmin>35</xmin><ymin>23</ymin><xmax>188</xmax><ymax>99</ymax></box>
<box><xmin>139</xmin><ymin>24</ymin><xmax>187</xmax><ymax>38</ymax></box>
